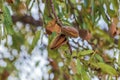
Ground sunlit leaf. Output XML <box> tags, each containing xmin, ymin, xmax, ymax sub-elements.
<box><xmin>78</xmin><ymin>50</ymin><xmax>93</xmax><ymax>56</ymax></box>
<box><xmin>81</xmin><ymin>71</ymin><xmax>90</xmax><ymax>80</ymax></box>
<box><xmin>76</xmin><ymin>59</ymin><xmax>82</xmax><ymax>74</ymax></box>
<box><xmin>70</xmin><ymin>0</ymin><xmax>76</xmax><ymax>5</ymax></box>
<box><xmin>97</xmin><ymin>62</ymin><xmax>117</xmax><ymax>76</ymax></box>
<box><xmin>29</xmin><ymin>30</ymin><xmax>40</xmax><ymax>52</ymax></box>
<box><xmin>3</xmin><ymin>6</ymin><xmax>14</xmax><ymax>35</ymax></box>
<box><xmin>70</xmin><ymin>59</ymin><xmax>77</xmax><ymax>74</ymax></box>
<box><xmin>76</xmin><ymin>59</ymin><xmax>90</xmax><ymax>80</ymax></box>
<box><xmin>95</xmin><ymin>54</ymin><xmax>104</xmax><ymax>62</ymax></box>
<box><xmin>111</xmin><ymin>0</ymin><xmax>119</xmax><ymax>13</ymax></box>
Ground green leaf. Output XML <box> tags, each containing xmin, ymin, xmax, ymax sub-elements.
<box><xmin>111</xmin><ymin>0</ymin><xmax>119</xmax><ymax>13</ymax></box>
<box><xmin>97</xmin><ymin>62</ymin><xmax>117</xmax><ymax>76</ymax></box>
<box><xmin>72</xmin><ymin>51</ymin><xmax>77</xmax><ymax>58</ymax></box>
<box><xmin>76</xmin><ymin>59</ymin><xmax>90</xmax><ymax>80</ymax></box>
<box><xmin>3</xmin><ymin>6</ymin><xmax>14</xmax><ymax>35</ymax></box>
<box><xmin>26</xmin><ymin>0</ymin><xmax>31</xmax><ymax>7</ymax></box>
<box><xmin>84</xmin><ymin>0</ymin><xmax>90</xmax><ymax>8</ymax></box>
<box><xmin>81</xmin><ymin>71</ymin><xmax>90</xmax><ymax>80</ymax></box>
<box><xmin>76</xmin><ymin>59</ymin><xmax>82</xmax><ymax>74</ymax></box>
<box><xmin>78</xmin><ymin>50</ymin><xmax>94</xmax><ymax>56</ymax></box>
<box><xmin>48</xmin><ymin>48</ymin><xmax>60</xmax><ymax>60</ymax></box>
<box><xmin>95</xmin><ymin>54</ymin><xmax>104</xmax><ymax>62</ymax></box>
<box><xmin>29</xmin><ymin>31</ymin><xmax>40</xmax><ymax>52</ymax></box>
<box><xmin>48</xmin><ymin>32</ymin><xmax>57</xmax><ymax>44</ymax></box>
<box><xmin>35</xmin><ymin>61</ymin><xmax>40</xmax><ymax>67</ymax></box>
<box><xmin>118</xmin><ymin>54</ymin><xmax>120</xmax><ymax>65</ymax></box>
<box><xmin>70</xmin><ymin>0</ymin><xmax>76</xmax><ymax>5</ymax></box>
<box><xmin>12</xmin><ymin>33</ymin><xmax>24</xmax><ymax>50</ymax></box>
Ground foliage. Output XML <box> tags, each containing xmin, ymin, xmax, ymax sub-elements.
<box><xmin>0</xmin><ymin>0</ymin><xmax>120</xmax><ymax>80</ymax></box>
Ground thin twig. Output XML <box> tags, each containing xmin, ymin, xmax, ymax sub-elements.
<box><xmin>49</xmin><ymin>0</ymin><xmax>62</xmax><ymax>27</ymax></box>
<box><xmin>12</xmin><ymin>15</ymin><xmax>43</xmax><ymax>26</ymax></box>
<box><xmin>49</xmin><ymin>0</ymin><xmax>58</xmax><ymax>20</ymax></box>
<box><xmin>28</xmin><ymin>0</ymin><xmax>35</xmax><ymax>11</ymax></box>
<box><xmin>37</xmin><ymin>0</ymin><xmax>42</xmax><ymax>19</ymax></box>
<box><xmin>67</xmin><ymin>41</ymin><xmax>72</xmax><ymax>55</ymax></box>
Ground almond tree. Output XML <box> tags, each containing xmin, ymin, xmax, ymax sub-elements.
<box><xmin>0</xmin><ymin>0</ymin><xmax>120</xmax><ymax>80</ymax></box>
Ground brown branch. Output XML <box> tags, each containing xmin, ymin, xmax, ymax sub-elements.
<box><xmin>67</xmin><ymin>41</ymin><xmax>72</xmax><ymax>55</ymax></box>
<box><xmin>49</xmin><ymin>0</ymin><xmax>62</xmax><ymax>27</ymax></box>
<box><xmin>49</xmin><ymin>0</ymin><xmax>58</xmax><ymax>21</ymax></box>
<box><xmin>12</xmin><ymin>15</ymin><xmax>43</xmax><ymax>26</ymax></box>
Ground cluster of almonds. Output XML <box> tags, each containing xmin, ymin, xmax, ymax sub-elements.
<box><xmin>46</xmin><ymin>19</ymin><xmax>79</xmax><ymax>49</ymax></box>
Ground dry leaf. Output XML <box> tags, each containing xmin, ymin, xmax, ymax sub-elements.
<box><xmin>50</xmin><ymin>34</ymin><xmax>67</xmax><ymax>49</ymax></box>
<box><xmin>61</xmin><ymin>26</ymin><xmax>79</xmax><ymax>38</ymax></box>
<box><xmin>46</xmin><ymin>19</ymin><xmax>61</xmax><ymax>35</ymax></box>
<box><xmin>48</xmin><ymin>58</ymin><xmax>59</xmax><ymax>71</ymax></box>
<box><xmin>79</xmin><ymin>29</ymin><xmax>92</xmax><ymax>40</ymax></box>
<box><xmin>63</xmin><ymin>73</ymin><xmax>70</xmax><ymax>80</ymax></box>
<box><xmin>102</xmin><ymin>54</ymin><xmax>112</xmax><ymax>63</ymax></box>
<box><xmin>0</xmin><ymin>9</ymin><xmax>3</xmax><ymax>14</ymax></box>
<box><xmin>109</xmin><ymin>23</ymin><xmax>117</xmax><ymax>37</ymax></box>
<box><xmin>6</xmin><ymin>0</ymin><xmax>14</xmax><ymax>3</ymax></box>
<box><xmin>113</xmin><ymin>17</ymin><xmax>119</xmax><ymax>25</ymax></box>
<box><xmin>17</xmin><ymin>2</ymin><xmax>27</xmax><ymax>15</ymax></box>
<box><xmin>70</xmin><ymin>59</ymin><xmax>77</xmax><ymax>74</ymax></box>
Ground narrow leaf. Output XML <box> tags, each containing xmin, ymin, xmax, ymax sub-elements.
<box><xmin>76</xmin><ymin>59</ymin><xmax>82</xmax><ymax>74</ymax></box>
<box><xmin>12</xmin><ymin>33</ymin><xmax>24</xmax><ymax>50</ymax></box>
<box><xmin>3</xmin><ymin>6</ymin><xmax>14</xmax><ymax>35</ymax></box>
<box><xmin>95</xmin><ymin>54</ymin><xmax>104</xmax><ymax>62</ymax></box>
<box><xmin>78</xmin><ymin>50</ymin><xmax>93</xmax><ymax>56</ymax></box>
<box><xmin>97</xmin><ymin>62</ymin><xmax>117</xmax><ymax>76</ymax></box>
<box><xmin>82</xmin><ymin>71</ymin><xmax>90</xmax><ymax>80</ymax></box>
<box><xmin>29</xmin><ymin>31</ymin><xmax>40</xmax><ymax>52</ymax></box>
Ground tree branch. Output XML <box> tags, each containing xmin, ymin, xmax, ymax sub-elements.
<box><xmin>12</xmin><ymin>15</ymin><xmax>43</xmax><ymax>26</ymax></box>
<box><xmin>49</xmin><ymin>0</ymin><xmax>62</xmax><ymax>27</ymax></box>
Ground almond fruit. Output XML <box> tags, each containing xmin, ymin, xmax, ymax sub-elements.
<box><xmin>61</xmin><ymin>26</ymin><xmax>79</xmax><ymax>38</ymax></box>
<box><xmin>46</xmin><ymin>19</ymin><xmax>61</xmax><ymax>35</ymax></box>
<box><xmin>50</xmin><ymin>34</ymin><xmax>67</xmax><ymax>49</ymax></box>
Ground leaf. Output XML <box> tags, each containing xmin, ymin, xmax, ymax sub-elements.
<box><xmin>111</xmin><ymin>0</ymin><xmax>119</xmax><ymax>13</ymax></box>
<box><xmin>93</xmin><ymin>27</ymin><xmax>113</xmax><ymax>43</ymax></box>
<box><xmin>70</xmin><ymin>0</ymin><xmax>76</xmax><ymax>4</ymax></box>
<box><xmin>35</xmin><ymin>61</ymin><xmax>40</xmax><ymax>67</ymax></box>
<box><xmin>84</xmin><ymin>0</ymin><xmax>89</xmax><ymax>8</ymax></box>
<box><xmin>26</xmin><ymin>0</ymin><xmax>31</xmax><ymax>6</ymax></box>
<box><xmin>76</xmin><ymin>59</ymin><xmax>82</xmax><ymax>74</ymax></box>
<box><xmin>12</xmin><ymin>33</ymin><xmax>24</xmax><ymax>50</ymax></box>
<box><xmin>118</xmin><ymin>54</ymin><xmax>120</xmax><ymax>65</ymax></box>
<box><xmin>78</xmin><ymin>50</ymin><xmax>94</xmax><ymax>56</ymax></box>
<box><xmin>48</xmin><ymin>48</ymin><xmax>61</xmax><ymax>62</ymax></box>
<box><xmin>70</xmin><ymin>59</ymin><xmax>77</xmax><ymax>74</ymax></box>
<box><xmin>109</xmin><ymin>22</ymin><xmax>117</xmax><ymax>37</ymax></box>
<box><xmin>76</xmin><ymin>59</ymin><xmax>90</xmax><ymax>80</ymax></box>
<box><xmin>29</xmin><ymin>31</ymin><xmax>40</xmax><ymax>52</ymax></box>
<box><xmin>3</xmin><ymin>6</ymin><xmax>14</xmax><ymax>35</ymax></box>
<box><xmin>81</xmin><ymin>71</ymin><xmax>90</xmax><ymax>80</ymax></box>
<box><xmin>6</xmin><ymin>0</ymin><xmax>14</xmax><ymax>4</ymax></box>
<box><xmin>95</xmin><ymin>54</ymin><xmax>104</xmax><ymax>62</ymax></box>
<box><xmin>72</xmin><ymin>51</ymin><xmax>77</xmax><ymax>58</ymax></box>
<box><xmin>97</xmin><ymin>62</ymin><xmax>117</xmax><ymax>76</ymax></box>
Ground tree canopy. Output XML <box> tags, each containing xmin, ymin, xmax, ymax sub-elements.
<box><xmin>0</xmin><ymin>0</ymin><xmax>120</xmax><ymax>80</ymax></box>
